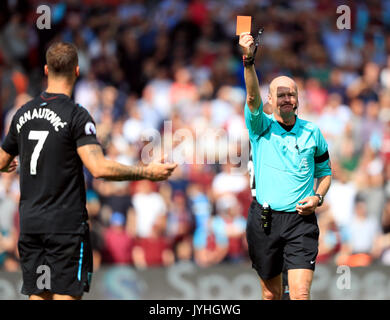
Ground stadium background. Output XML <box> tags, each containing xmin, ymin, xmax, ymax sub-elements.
<box><xmin>0</xmin><ymin>0</ymin><xmax>390</xmax><ymax>299</ymax></box>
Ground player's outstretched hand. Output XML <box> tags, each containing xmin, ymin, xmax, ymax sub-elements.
<box><xmin>239</xmin><ymin>32</ymin><xmax>255</xmax><ymax>58</ymax></box>
<box><xmin>144</xmin><ymin>159</ymin><xmax>177</xmax><ymax>181</ymax></box>
<box><xmin>0</xmin><ymin>159</ymin><xmax>18</xmax><ymax>173</ymax></box>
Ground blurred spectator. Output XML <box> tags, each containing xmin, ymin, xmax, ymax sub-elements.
<box><xmin>322</xmin><ymin>24</ymin><xmax>349</xmax><ymax>66</ymax></box>
<box><xmin>212</xmin><ymin>193</ymin><xmax>247</xmax><ymax>263</ymax></box>
<box><xmin>74</xmin><ymin>70</ymin><xmax>101</xmax><ymax>119</ymax></box>
<box><xmin>347</xmin><ymin>62</ymin><xmax>381</xmax><ymax>103</ymax></box>
<box><xmin>0</xmin><ymin>13</ymin><xmax>29</xmax><ymax>69</ymax></box>
<box><xmin>379</xmin><ymin>93</ymin><xmax>390</xmax><ymax>167</ymax></box>
<box><xmin>194</xmin><ymin>230</ymin><xmax>228</xmax><ymax>267</ymax></box>
<box><xmin>102</xmin><ymin>211</ymin><xmax>134</xmax><ymax>264</ymax></box>
<box><xmin>380</xmin><ymin>55</ymin><xmax>390</xmax><ymax>89</ymax></box>
<box><xmin>373</xmin><ymin>197</ymin><xmax>390</xmax><ymax>265</ymax></box>
<box><xmin>138</xmin><ymin>85</ymin><xmax>164</xmax><ymax>131</ymax></box>
<box><xmin>327</xmin><ymin>69</ymin><xmax>347</xmax><ymax>103</ymax></box>
<box><xmin>153</xmin><ymin>0</ymin><xmax>187</xmax><ymax>30</ymax></box>
<box><xmin>317</xmin><ymin>211</ymin><xmax>342</xmax><ymax>264</ymax></box>
<box><xmin>145</xmin><ymin>67</ymin><xmax>173</xmax><ymax>121</ymax></box>
<box><xmin>188</xmin><ymin>183</ymin><xmax>215</xmax><ymax>266</ymax></box>
<box><xmin>4</xmin><ymin>92</ymin><xmax>32</xmax><ymax>135</ymax></box>
<box><xmin>356</xmin><ymin>145</ymin><xmax>386</xmax><ymax>221</ymax></box>
<box><xmin>166</xmin><ymin>190</ymin><xmax>193</xmax><ymax>262</ymax></box>
<box><xmin>186</xmin><ymin>163</ymin><xmax>214</xmax><ymax>191</ymax></box>
<box><xmin>132</xmin><ymin>235</ymin><xmax>174</xmax><ymax>269</ymax></box>
<box><xmin>336</xmin><ymin>136</ymin><xmax>360</xmax><ymax>175</ymax></box>
<box><xmin>170</xmin><ymin>66</ymin><xmax>199</xmax><ymax>118</ymax></box>
<box><xmin>122</xmin><ymin>95</ymin><xmax>145</xmax><ymax>145</ymax></box>
<box><xmin>212</xmin><ymin>162</ymin><xmax>248</xmax><ymax>198</ymax></box>
<box><xmin>131</xmin><ymin>180</ymin><xmax>167</xmax><ymax>238</ymax></box>
<box><xmin>346</xmin><ymin>98</ymin><xmax>365</xmax><ymax>154</ymax></box>
<box><xmin>333</xmin><ymin>39</ymin><xmax>363</xmax><ymax>70</ymax></box>
<box><xmin>0</xmin><ymin>69</ymin><xmax>29</xmax><ymax>115</ymax></box>
<box><xmin>305</xmin><ymin>78</ymin><xmax>328</xmax><ymax>114</ymax></box>
<box><xmin>336</xmin><ymin>195</ymin><xmax>381</xmax><ymax>267</ymax></box>
<box><xmin>0</xmin><ymin>168</ymin><xmax>19</xmax><ymax>271</ymax></box>
<box><xmin>362</xmin><ymin>100</ymin><xmax>382</xmax><ymax>147</ymax></box>
<box><xmin>317</xmin><ymin>92</ymin><xmax>351</xmax><ymax>153</ymax></box>
<box><xmin>86</xmin><ymin>190</ymin><xmax>104</xmax><ymax>271</ymax></box>
<box><xmin>326</xmin><ymin>161</ymin><xmax>357</xmax><ymax>231</ymax></box>
<box><xmin>210</xmin><ymin>86</ymin><xmax>235</xmax><ymax>128</ymax></box>
<box><xmin>130</xmin><ymin>181</ymin><xmax>174</xmax><ymax>268</ymax></box>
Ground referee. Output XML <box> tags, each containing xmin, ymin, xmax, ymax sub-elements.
<box><xmin>0</xmin><ymin>42</ymin><xmax>177</xmax><ymax>300</ymax></box>
<box><xmin>240</xmin><ymin>33</ymin><xmax>332</xmax><ymax>300</ymax></box>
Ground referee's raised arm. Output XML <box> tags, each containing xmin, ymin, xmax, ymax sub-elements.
<box><xmin>239</xmin><ymin>32</ymin><xmax>262</xmax><ymax>113</ymax></box>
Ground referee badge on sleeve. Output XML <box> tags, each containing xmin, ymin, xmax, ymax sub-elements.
<box><xmin>85</xmin><ymin>122</ymin><xmax>96</xmax><ymax>135</ymax></box>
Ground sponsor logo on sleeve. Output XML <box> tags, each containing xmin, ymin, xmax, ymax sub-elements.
<box><xmin>85</xmin><ymin>122</ymin><xmax>96</xmax><ymax>135</ymax></box>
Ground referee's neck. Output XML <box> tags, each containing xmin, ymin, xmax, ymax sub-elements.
<box><xmin>275</xmin><ymin>113</ymin><xmax>297</xmax><ymax>126</ymax></box>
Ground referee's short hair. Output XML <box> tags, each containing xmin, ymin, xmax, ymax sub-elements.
<box><xmin>45</xmin><ymin>42</ymin><xmax>78</xmax><ymax>79</ymax></box>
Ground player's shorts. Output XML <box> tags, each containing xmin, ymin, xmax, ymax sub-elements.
<box><xmin>18</xmin><ymin>222</ymin><xmax>93</xmax><ymax>297</ymax></box>
<box><xmin>246</xmin><ymin>200</ymin><xmax>319</xmax><ymax>280</ymax></box>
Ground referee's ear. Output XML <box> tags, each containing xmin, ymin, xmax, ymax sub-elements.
<box><xmin>75</xmin><ymin>66</ymin><xmax>80</xmax><ymax>78</ymax></box>
<box><xmin>268</xmin><ymin>92</ymin><xmax>273</xmax><ymax>107</ymax></box>
<box><xmin>44</xmin><ymin>65</ymin><xmax>49</xmax><ymax>77</ymax></box>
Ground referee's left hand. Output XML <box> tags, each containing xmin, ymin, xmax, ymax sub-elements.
<box><xmin>296</xmin><ymin>196</ymin><xmax>319</xmax><ymax>215</ymax></box>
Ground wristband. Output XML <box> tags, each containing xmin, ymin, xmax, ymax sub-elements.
<box><xmin>242</xmin><ymin>28</ymin><xmax>263</xmax><ymax>68</ymax></box>
<box><xmin>243</xmin><ymin>55</ymin><xmax>255</xmax><ymax>67</ymax></box>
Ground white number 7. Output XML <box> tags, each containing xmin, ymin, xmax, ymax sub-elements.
<box><xmin>28</xmin><ymin>130</ymin><xmax>49</xmax><ymax>175</ymax></box>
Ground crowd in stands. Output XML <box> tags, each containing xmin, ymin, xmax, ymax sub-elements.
<box><xmin>1</xmin><ymin>0</ymin><xmax>390</xmax><ymax>271</ymax></box>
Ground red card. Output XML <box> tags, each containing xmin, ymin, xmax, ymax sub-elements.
<box><xmin>236</xmin><ymin>16</ymin><xmax>252</xmax><ymax>35</ymax></box>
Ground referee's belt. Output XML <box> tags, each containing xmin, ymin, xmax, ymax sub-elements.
<box><xmin>253</xmin><ymin>200</ymin><xmax>298</xmax><ymax>214</ymax></box>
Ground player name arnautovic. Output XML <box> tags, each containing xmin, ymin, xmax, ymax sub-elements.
<box><xmin>16</xmin><ymin>107</ymin><xmax>67</xmax><ymax>133</ymax></box>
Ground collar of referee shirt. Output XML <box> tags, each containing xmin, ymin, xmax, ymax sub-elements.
<box><xmin>271</xmin><ymin>114</ymin><xmax>301</xmax><ymax>136</ymax></box>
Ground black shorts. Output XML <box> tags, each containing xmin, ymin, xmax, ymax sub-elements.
<box><xmin>18</xmin><ymin>222</ymin><xmax>93</xmax><ymax>297</ymax></box>
<box><xmin>246</xmin><ymin>200</ymin><xmax>319</xmax><ymax>280</ymax></box>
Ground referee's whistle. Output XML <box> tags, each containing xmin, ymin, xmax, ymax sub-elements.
<box><xmin>255</xmin><ymin>28</ymin><xmax>264</xmax><ymax>46</ymax></box>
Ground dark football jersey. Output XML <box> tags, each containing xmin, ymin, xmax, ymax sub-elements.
<box><xmin>2</xmin><ymin>92</ymin><xmax>99</xmax><ymax>234</ymax></box>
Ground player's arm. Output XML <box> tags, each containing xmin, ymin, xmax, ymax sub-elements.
<box><xmin>77</xmin><ymin>144</ymin><xmax>177</xmax><ymax>181</ymax></box>
<box><xmin>239</xmin><ymin>32</ymin><xmax>262</xmax><ymax>113</ymax></box>
<box><xmin>0</xmin><ymin>148</ymin><xmax>17</xmax><ymax>173</ymax></box>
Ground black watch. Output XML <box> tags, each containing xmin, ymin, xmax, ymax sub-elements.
<box><xmin>315</xmin><ymin>194</ymin><xmax>324</xmax><ymax>206</ymax></box>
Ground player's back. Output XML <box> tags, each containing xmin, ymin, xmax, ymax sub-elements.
<box><xmin>4</xmin><ymin>91</ymin><xmax>98</xmax><ymax>234</ymax></box>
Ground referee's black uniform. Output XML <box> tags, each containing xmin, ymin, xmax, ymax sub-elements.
<box><xmin>2</xmin><ymin>91</ymin><xmax>98</xmax><ymax>296</ymax></box>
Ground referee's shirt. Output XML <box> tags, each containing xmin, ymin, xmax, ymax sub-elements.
<box><xmin>245</xmin><ymin>101</ymin><xmax>331</xmax><ymax>212</ymax></box>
